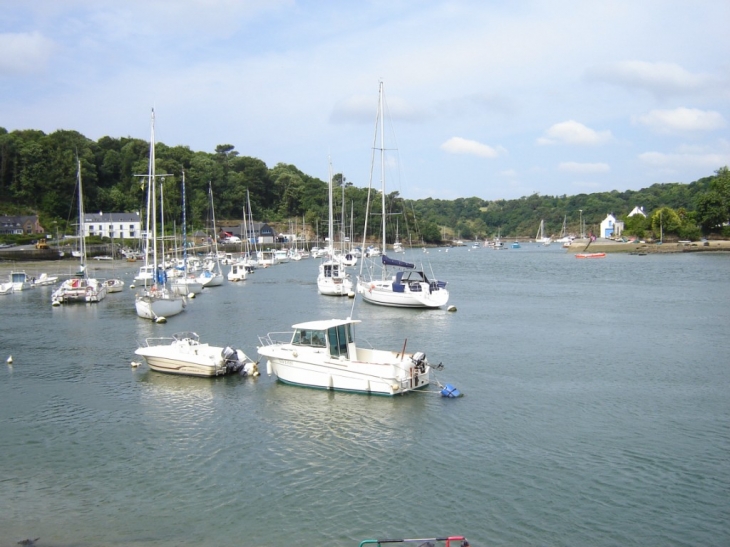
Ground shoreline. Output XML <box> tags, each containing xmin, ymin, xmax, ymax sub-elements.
<box><xmin>565</xmin><ymin>238</ymin><xmax>730</xmax><ymax>254</ymax></box>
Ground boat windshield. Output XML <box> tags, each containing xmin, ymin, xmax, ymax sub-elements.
<box><xmin>293</xmin><ymin>329</ymin><xmax>326</xmax><ymax>347</ymax></box>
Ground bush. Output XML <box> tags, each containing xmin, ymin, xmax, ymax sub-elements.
<box><xmin>677</xmin><ymin>224</ymin><xmax>702</xmax><ymax>241</ymax></box>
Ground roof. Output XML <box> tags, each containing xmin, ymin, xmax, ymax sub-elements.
<box><xmin>84</xmin><ymin>212</ymin><xmax>141</xmax><ymax>222</ymax></box>
<box><xmin>292</xmin><ymin>318</ymin><xmax>361</xmax><ymax>330</ymax></box>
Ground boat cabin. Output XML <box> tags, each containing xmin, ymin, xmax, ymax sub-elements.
<box><xmin>291</xmin><ymin>319</ymin><xmax>360</xmax><ymax>359</ymax></box>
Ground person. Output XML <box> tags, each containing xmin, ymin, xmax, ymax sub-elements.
<box><xmin>311</xmin><ymin>331</ymin><xmax>325</xmax><ymax>347</ymax></box>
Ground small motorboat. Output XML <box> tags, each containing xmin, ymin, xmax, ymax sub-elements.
<box><xmin>135</xmin><ymin>332</ymin><xmax>258</xmax><ymax>377</ymax></box>
<box><xmin>105</xmin><ymin>278</ymin><xmax>125</xmax><ymax>293</ymax></box>
<box><xmin>575</xmin><ymin>252</ymin><xmax>606</xmax><ymax>259</ymax></box>
<box><xmin>359</xmin><ymin>536</ymin><xmax>470</xmax><ymax>547</ymax></box>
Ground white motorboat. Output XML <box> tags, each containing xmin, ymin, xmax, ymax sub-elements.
<box><xmin>356</xmin><ymin>82</ymin><xmax>449</xmax><ymax>309</ymax></box>
<box><xmin>227</xmin><ymin>261</ymin><xmax>248</xmax><ymax>282</ymax></box>
<box><xmin>317</xmin><ymin>260</ymin><xmax>353</xmax><ymax>296</ymax></box>
<box><xmin>135</xmin><ymin>332</ymin><xmax>258</xmax><ymax>377</ymax></box>
<box><xmin>105</xmin><ymin>278</ymin><xmax>125</xmax><ymax>293</ymax></box>
<box><xmin>35</xmin><ymin>273</ymin><xmax>59</xmax><ymax>286</ymax></box>
<box><xmin>171</xmin><ymin>276</ymin><xmax>203</xmax><ymax>295</ymax></box>
<box><xmin>257</xmin><ymin>318</ymin><xmax>434</xmax><ymax>395</ymax></box>
<box><xmin>0</xmin><ymin>281</ymin><xmax>14</xmax><ymax>295</ymax></box>
<box><xmin>10</xmin><ymin>271</ymin><xmax>34</xmax><ymax>291</ymax></box>
<box><xmin>134</xmin><ymin>109</ymin><xmax>185</xmax><ymax>320</ymax></box>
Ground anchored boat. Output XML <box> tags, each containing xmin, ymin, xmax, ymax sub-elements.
<box><xmin>257</xmin><ymin>318</ymin><xmax>458</xmax><ymax>396</ymax></box>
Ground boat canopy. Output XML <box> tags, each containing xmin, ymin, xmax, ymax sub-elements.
<box><xmin>382</xmin><ymin>254</ymin><xmax>414</xmax><ymax>269</ymax></box>
<box><xmin>292</xmin><ymin>318</ymin><xmax>361</xmax><ymax>331</ymax></box>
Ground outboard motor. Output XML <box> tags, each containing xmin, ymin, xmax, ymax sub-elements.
<box><xmin>222</xmin><ymin>346</ymin><xmax>244</xmax><ymax>374</ymax></box>
<box><xmin>411</xmin><ymin>351</ymin><xmax>427</xmax><ymax>373</ymax></box>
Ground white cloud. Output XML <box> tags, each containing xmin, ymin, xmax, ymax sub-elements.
<box><xmin>537</xmin><ymin>121</ymin><xmax>613</xmax><ymax>146</ymax></box>
<box><xmin>558</xmin><ymin>162</ymin><xmax>610</xmax><ymax>173</ymax></box>
<box><xmin>638</xmin><ymin>151</ymin><xmax>730</xmax><ymax>169</ymax></box>
<box><xmin>635</xmin><ymin>107</ymin><xmax>726</xmax><ymax>134</ymax></box>
<box><xmin>585</xmin><ymin>60</ymin><xmax>713</xmax><ymax>96</ymax></box>
<box><xmin>0</xmin><ymin>32</ymin><xmax>55</xmax><ymax>74</ymax></box>
<box><xmin>441</xmin><ymin>137</ymin><xmax>505</xmax><ymax>158</ymax></box>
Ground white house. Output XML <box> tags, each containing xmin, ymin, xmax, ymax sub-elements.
<box><xmin>600</xmin><ymin>213</ymin><xmax>622</xmax><ymax>238</ymax></box>
<box><xmin>628</xmin><ymin>206</ymin><xmax>647</xmax><ymax>217</ymax></box>
<box><xmin>83</xmin><ymin>212</ymin><xmax>141</xmax><ymax>240</ymax></box>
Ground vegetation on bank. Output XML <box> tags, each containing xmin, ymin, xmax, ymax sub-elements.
<box><xmin>1</xmin><ymin>127</ymin><xmax>728</xmax><ymax>244</ymax></box>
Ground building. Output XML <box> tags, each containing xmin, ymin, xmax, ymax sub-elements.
<box><xmin>83</xmin><ymin>212</ymin><xmax>141</xmax><ymax>240</ymax></box>
<box><xmin>218</xmin><ymin>221</ymin><xmax>275</xmax><ymax>244</ymax></box>
<box><xmin>628</xmin><ymin>206</ymin><xmax>647</xmax><ymax>217</ymax></box>
<box><xmin>599</xmin><ymin>213</ymin><xmax>623</xmax><ymax>238</ymax></box>
<box><xmin>0</xmin><ymin>215</ymin><xmax>45</xmax><ymax>235</ymax></box>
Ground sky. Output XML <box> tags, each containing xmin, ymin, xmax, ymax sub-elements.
<box><xmin>1</xmin><ymin>0</ymin><xmax>729</xmax><ymax>201</ymax></box>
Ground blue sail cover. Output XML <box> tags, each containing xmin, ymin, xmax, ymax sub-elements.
<box><xmin>382</xmin><ymin>254</ymin><xmax>414</xmax><ymax>269</ymax></box>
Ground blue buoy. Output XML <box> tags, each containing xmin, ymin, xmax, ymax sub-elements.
<box><xmin>440</xmin><ymin>383</ymin><xmax>461</xmax><ymax>398</ymax></box>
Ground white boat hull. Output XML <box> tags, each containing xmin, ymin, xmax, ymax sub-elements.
<box><xmin>259</xmin><ymin>346</ymin><xmax>429</xmax><ymax>395</ymax></box>
<box><xmin>135</xmin><ymin>335</ymin><xmax>256</xmax><ymax>377</ymax></box>
<box><xmin>198</xmin><ymin>271</ymin><xmax>224</xmax><ymax>287</ymax></box>
<box><xmin>171</xmin><ymin>278</ymin><xmax>203</xmax><ymax>295</ymax></box>
<box><xmin>317</xmin><ymin>275</ymin><xmax>353</xmax><ymax>296</ymax></box>
<box><xmin>135</xmin><ymin>292</ymin><xmax>185</xmax><ymax>320</ymax></box>
<box><xmin>52</xmin><ymin>278</ymin><xmax>108</xmax><ymax>304</ymax></box>
<box><xmin>357</xmin><ymin>279</ymin><xmax>449</xmax><ymax>308</ymax></box>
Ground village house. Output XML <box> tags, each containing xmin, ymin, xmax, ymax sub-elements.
<box><xmin>83</xmin><ymin>212</ymin><xmax>142</xmax><ymax>240</ymax></box>
<box><xmin>0</xmin><ymin>215</ymin><xmax>45</xmax><ymax>235</ymax></box>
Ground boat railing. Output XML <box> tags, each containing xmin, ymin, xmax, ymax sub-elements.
<box><xmin>257</xmin><ymin>331</ymin><xmax>293</xmax><ymax>347</ymax></box>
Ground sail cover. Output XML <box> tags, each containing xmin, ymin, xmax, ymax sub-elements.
<box><xmin>382</xmin><ymin>254</ymin><xmax>414</xmax><ymax>269</ymax></box>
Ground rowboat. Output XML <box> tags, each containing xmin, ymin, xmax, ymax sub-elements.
<box><xmin>575</xmin><ymin>252</ymin><xmax>606</xmax><ymax>259</ymax></box>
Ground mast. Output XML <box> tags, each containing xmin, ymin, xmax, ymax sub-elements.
<box><xmin>379</xmin><ymin>81</ymin><xmax>386</xmax><ymax>254</ymax></box>
<box><xmin>182</xmin><ymin>169</ymin><xmax>188</xmax><ymax>276</ymax></box>
<box><xmin>77</xmin><ymin>158</ymin><xmax>86</xmax><ymax>277</ymax></box>
<box><xmin>328</xmin><ymin>157</ymin><xmax>334</xmax><ymax>256</ymax></box>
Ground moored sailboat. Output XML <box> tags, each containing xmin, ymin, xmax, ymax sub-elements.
<box><xmin>134</xmin><ymin>109</ymin><xmax>185</xmax><ymax>321</ymax></box>
<box><xmin>356</xmin><ymin>81</ymin><xmax>449</xmax><ymax>309</ymax></box>
<box><xmin>52</xmin><ymin>160</ymin><xmax>108</xmax><ymax>305</ymax></box>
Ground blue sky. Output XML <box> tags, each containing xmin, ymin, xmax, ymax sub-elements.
<box><xmin>1</xmin><ymin>0</ymin><xmax>729</xmax><ymax>201</ymax></box>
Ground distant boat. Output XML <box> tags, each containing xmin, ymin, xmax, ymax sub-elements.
<box><xmin>535</xmin><ymin>219</ymin><xmax>552</xmax><ymax>245</ymax></box>
<box><xmin>511</xmin><ymin>241</ymin><xmax>521</xmax><ymax>249</ymax></box>
<box><xmin>575</xmin><ymin>253</ymin><xmax>606</xmax><ymax>259</ymax></box>
<box><xmin>51</xmin><ymin>160</ymin><xmax>108</xmax><ymax>305</ymax></box>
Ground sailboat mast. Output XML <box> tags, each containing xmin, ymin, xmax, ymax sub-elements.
<box><xmin>77</xmin><ymin>159</ymin><xmax>86</xmax><ymax>276</ymax></box>
<box><xmin>182</xmin><ymin>170</ymin><xmax>188</xmax><ymax>275</ymax></box>
<box><xmin>149</xmin><ymin>109</ymin><xmax>158</xmax><ymax>271</ymax></box>
<box><xmin>328</xmin><ymin>157</ymin><xmax>334</xmax><ymax>255</ymax></box>
<box><xmin>379</xmin><ymin>81</ymin><xmax>386</xmax><ymax>253</ymax></box>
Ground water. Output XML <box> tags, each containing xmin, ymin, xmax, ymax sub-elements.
<box><xmin>1</xmin><ymin>247</ymin><xmax>729</xmax><ymax>546</ymax></box>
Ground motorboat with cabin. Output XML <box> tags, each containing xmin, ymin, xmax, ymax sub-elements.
<box><xmin>257</xmin><ymin>318</ymin><xmax>437</xmax><ymax>395</ymax></box>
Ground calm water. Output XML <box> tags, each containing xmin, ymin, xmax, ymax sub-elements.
<box><xmin>1</xmin><ymin>247</ymin><xmax>729</xmax><ymax>547</ymax></box>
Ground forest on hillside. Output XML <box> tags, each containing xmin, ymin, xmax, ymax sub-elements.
<box><xmin>1</xmin><ymin>126</ymin><xmax>729</xmax><ymax>243</ymax></box>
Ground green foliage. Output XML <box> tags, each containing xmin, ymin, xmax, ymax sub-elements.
<box><xmin>0</xmin><ymin>125</ymin><xmax>728</xmax><ymax>243</ymax></box>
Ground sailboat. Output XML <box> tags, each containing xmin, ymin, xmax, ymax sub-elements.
<box><xmin>316</xmin><ymin>159</ymin><xmax>353</xmax><ymax>296</ymax></box>
<box><xmin>51</xmin><ymin>160</ymin><xmax>108</xmax><ymax>305</ymax></box>
<box><xmin>555</xmin><ymin>214</ymin><xmax>573</xmax><ymax>246</ymax></box>
<box><xmin>197</xmin><ymin>181</ymin><xmax>224</xmax><ymax>287</ymax></box>
<box><xmin>535</xmin><ymin>219</ymin><xmax>552</xmax><ymax>245</ymax></box>
<box><xmin>135</xmin><ymin>109</ymin><xmax>185</xmax><ymax>321</ymax></box>
<box><xmin>356</xmin><ymin>81</ymin><xmax>449</xmax><ymax>309</ymax></box>
<box><xmin>171</xmin><ymin>170</ymin><xmax>203</xmax><ymax>296</ymax></box>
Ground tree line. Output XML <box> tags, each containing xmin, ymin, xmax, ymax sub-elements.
<box><xmin>1</xmin><ymin>126</ymin><xmax>728</xmax><ymax>244</ymax></box>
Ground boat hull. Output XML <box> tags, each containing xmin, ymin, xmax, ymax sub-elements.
<box><xmin>135</xmin><ymin>293</ymin><xmax>185</xmax><ymax>320</ymax></box>
<box><xmin>258</xmin><ymin>346</ymin><xmax>429</xmax><ymax>396</ymax></box>
<box><xmin>357</xmin><ymin>279</ymin><xmax>449</xmax><ymax>308</ymax></box>
<box><xmin>317</xmin><ymin>276</ymin><xmax>353</xmax><ymax>296</ymax></box>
